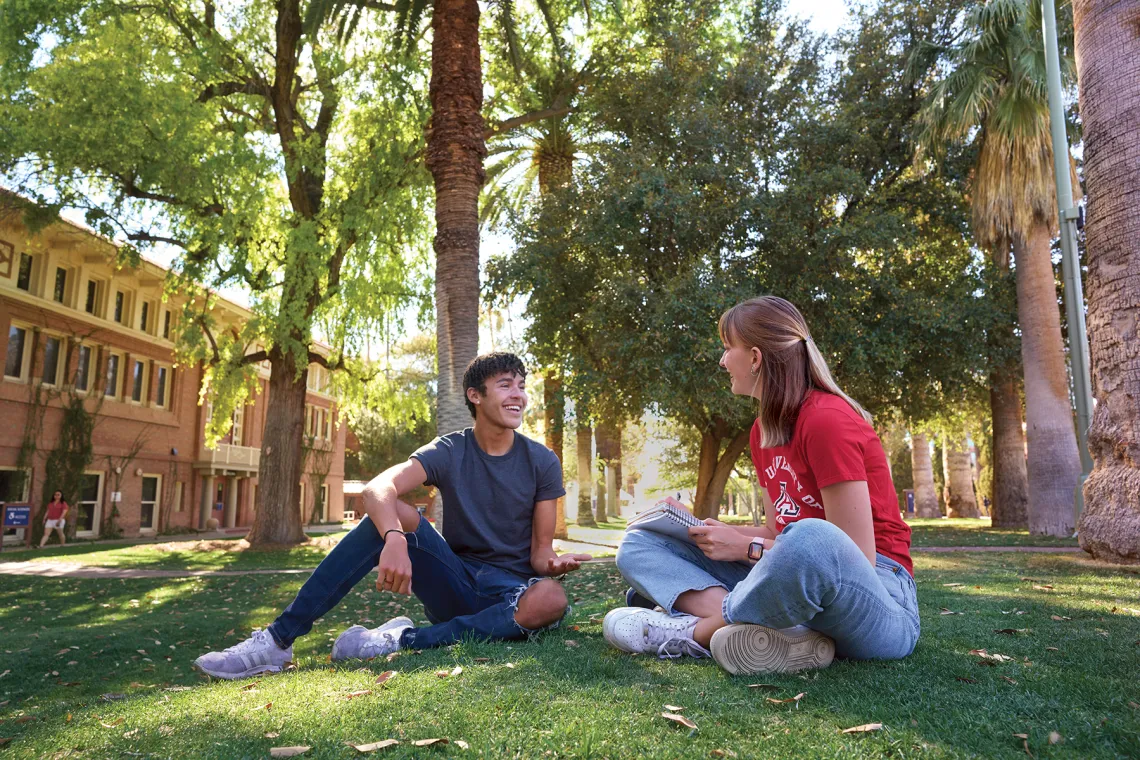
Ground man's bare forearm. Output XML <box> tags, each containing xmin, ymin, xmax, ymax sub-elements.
<box><xmin>362</xmin><ymin>476</ymin><xmax>405</xmax><ymax>537</ymax></box>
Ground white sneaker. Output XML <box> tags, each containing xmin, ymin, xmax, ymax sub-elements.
<box><xmin>602</xmin><ymin>607</ymin><xmax>710</xmax><ymax>659</ymax></box>
<box><xmin>332</xmin><ymin>616</ymin><xmax>413</xmax><ymax>661</ymax></box>
<box><xmin>710</xmin><ymin>624</ymin><xmax>835</xmax><ymax>675</ymax></box>
<box><xmin>194</xmin><ymin>629</ymin><xmax>292</xmax><ymax>680</ymax></box>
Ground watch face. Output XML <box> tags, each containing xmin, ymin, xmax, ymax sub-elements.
<box><xmin>748</xmin><ymin>540</ymin><xmax>763</xmax><ymax>560</ymax></box>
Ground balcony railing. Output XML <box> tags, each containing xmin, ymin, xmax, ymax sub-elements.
<box><xmin>203</xmin><ymin>443</ymin><xmax>261</xmax><ymax>470</ymax></box>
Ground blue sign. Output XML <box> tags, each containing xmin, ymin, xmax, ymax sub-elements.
<box><xmin>2</xmin><ymin>504</ymin><xmax>32</xmax><ymax>528</ymax></box>
<box><xmin>905</xmin><ymin>490</ymin><xmax>915</xmax><ymax>514</ymax></box>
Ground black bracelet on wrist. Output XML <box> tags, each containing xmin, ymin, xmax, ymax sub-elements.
<box><xmin>382</xmin><ymin>529</ymin><xmax>405</xmax><ymax>542</ymax></box>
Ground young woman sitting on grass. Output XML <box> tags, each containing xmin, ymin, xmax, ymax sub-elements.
<box><xmin>604</xmin><ymin>296</ymin><xmax>919</xmax><ymax>675</ymax></box>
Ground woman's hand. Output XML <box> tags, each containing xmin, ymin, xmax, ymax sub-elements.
<box><xmin>688</xmin><ymin>520</ymin><xmax>752</xmax><ymax>561</ymax></box>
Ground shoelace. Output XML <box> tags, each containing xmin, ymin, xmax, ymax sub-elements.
<box><xmin>645</xmin><ymin>620</ymin><xmax>710</xmax><ymax>659</ymax></box>
<box><xmin>224</xmin><ymin>629</ymin><xmax>272</xmax><ymax>655</ymax></box>
<box><xmin>359</xmin><ymin>630</ymin><xmax>399</xmax><ymax>656</ymax></box>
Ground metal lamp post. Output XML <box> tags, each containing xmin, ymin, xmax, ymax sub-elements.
<box><xmin>1040</xmin><ymin>0</ymin><xmax>1094</xmax><ymax>521</ymax></box>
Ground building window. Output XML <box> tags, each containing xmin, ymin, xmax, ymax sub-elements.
<box><xmin>105</xmin><ymin>353</ymin><xmax>121</xmax><ymax>398</ymax></box>
<box><xmin>85</xmin><ymin>280</ymin><xmax>97</xmax><ymax>314</ymax></box>
<box><xmin>130</xmin><ymin>359</ymin><xmax>146</xmax><ymax>403</ymax></box>
<box><xmin>53</xmin><ymin>267</ymin><xmax>67</xmax><ymax>303</ymax></box>
<box><xmin>319</xmin><ymin>483</ymin><xmax>330</xmax><ymax>522</ymax></box>
<box><xmin>162</xmin><ymin>310</ymin><xmax>171</xmax><ymax>339</ymax></box>
<box><xmin>74</xmin><ymin>345</ymin><xmax>92</xmax><ymax>391</ymax></box>
<box><xmin>140</xmin><ymin>475</ymin><xmax>160</xmax><ymax>532</ymax></box>
<box><xmin>5</xmin><ymin>325</ymin><xmax>29</xmax><ymax>380</ymax></box>
<box><xmin>76</xmin><ymin>472</ymin><xmax>103</xmax><ymax>536</ymax></box>
<box><xmin>114</xmin><ymin>291</ymin><xmax>125</xmax><ymax>323</ymax></box>
<box><xmin>42</xmin><ymin>335</ymin><xmax>62</xmax><ymax>386</ymax></box>
<box><xmin>139</xmin><ymin>302</ymin><xmax>149</xmax><ymax>332</ymax></box>
<box><xmin>231</xmin><ymin>405</ymin><xmax>244</xmax><ymax>445</ymax></box>
<box><xmin>155</xmin><ymin>365</ymin><xmax>169</xmax><ymax>408</ymax></box>
<box><xmin>16</xmin><ymin>253</ymin><xmax>32</xmax><ymax>291</ymax></box>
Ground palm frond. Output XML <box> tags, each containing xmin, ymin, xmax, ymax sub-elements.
<box><xmin>491</xmin><ymin>0</ymin><xmax>524</xmax><ymax>76</ymax></box>
<box><xmin>535</xmin><ymin>0</ymin><xmax>566</xmax><ymax>67</ymax></box>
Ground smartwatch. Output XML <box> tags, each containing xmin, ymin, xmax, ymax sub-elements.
<box><xmin>747</xmin><ymin>538</ymin><xmax>765</xmax><ymax>562</ymax></box>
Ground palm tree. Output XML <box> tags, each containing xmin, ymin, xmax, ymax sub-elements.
<box><xmin>915</xmin><ymin>0</ymin><xmax>1082</xmax><ymax>536</ymax></box>
<box><xmin>1072</xmin><ymin>0</ymin><xmax>1140</xmax><ymax>562</ymax></box>
<box><xmin>911</xmin><ymin>432</ymin><xmax>942</xmax><ymax>518</ymax></box>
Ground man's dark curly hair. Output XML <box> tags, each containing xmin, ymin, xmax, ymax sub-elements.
<box><xmin>463</xmin><ymin>352</ymin><xmax>528</xmax><ymax>419</ymax></box>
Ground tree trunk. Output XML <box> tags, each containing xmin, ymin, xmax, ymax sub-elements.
<box><xmin>1014</xmin><ymin>225</ymin><xmax>1083</xmax><ymax>536</ymax></box>
<box><xmin>247</xmin><ymin>348</ymin><xmax>308</xmax><ymax>545</ymax></box>
<box><xmin>751</xmin><ymin>474</ymin><xmax>762</xmax><ymax>527</ymax></box>
<box><xmin>943</xmin><ymin>433</ymin><xmax>980</xmax><ymax>518</ymax></box>
<box><xmin>595</xmin><ymin>420</ymin><xmax>621</xmax><ymax>519</ymax></box>
<box><xmin>911</xmin><ymin>432</ymin><xmax>941</xmax><ymax>518</ymax></box>
<box><xmin>428</xmin><ymin>0</ymin><xmax>485</xmax><ymax>441</ymax></box>
<box><xmin>575</xmin><ymin>420</ymin><xmax>595</xmax><ymax>527</ymax></box>
<box><xmin>543</xmin><ymin>375</ymin><xmax>567</xmax><ymax>539</ymax></box>
<box><xmin>594</xmin><ymin>475</ymin><xmax>606</xmax><ymax>525</ymax></box>
<box><xmin>1073</xmin><ymin>0</ymin><xmax>1140</xmax><ymax>563</ymax></box>
<box><xmin>990</xmin><ymin>369</ymin><xmax>1030</xmax><ymax>527</ymax></box>
<box><xmin>692</xmin><ymin>425</ymin><xmax>750</xmax><ymax>519</ymax></box>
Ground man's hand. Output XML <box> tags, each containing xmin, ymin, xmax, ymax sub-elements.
<box><xmin>376</xmin><ymin>533</ymin><xmax>413</xmax><ymax>595</ymax></box>
<box><xmin>545</xmin><ymin>553</ymin><xmax>593</xmax><ymax>575</ymax></box>
<box><xmin>688</xmin><ymin>520</ymin><xmax>752</xmax><ymax>562</ymax></box>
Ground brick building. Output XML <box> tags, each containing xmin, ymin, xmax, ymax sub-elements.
<box><xmin>1</xmin><ymin>207</ymin><xmax>345</xmax><ymax>545</ymax></box>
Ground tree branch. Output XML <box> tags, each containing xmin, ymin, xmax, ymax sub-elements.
<box><xmin>198</xmin><ymin>79</ymin><xmax>272</xmax><ymax>103</ymax></box>
<box><xmin>484</xmin><ymin>106</ymin><xmax>573</xmax><ymax>140</ymax></box>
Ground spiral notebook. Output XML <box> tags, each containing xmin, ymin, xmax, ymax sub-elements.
<box><xmin>626</xmin><ymin>501</ymin><xmax>704</xmax><ymax>544</ymax></box>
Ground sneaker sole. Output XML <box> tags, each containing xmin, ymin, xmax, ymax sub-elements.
<box><xmin>193</xmin><ymin>661</ymin><xmax>284</xmax><ymax>680</ymax></box>
<box><xmin>710</xmin><ymin>624</ymin><xmax>835</xmax><ymax>675</ymax></box>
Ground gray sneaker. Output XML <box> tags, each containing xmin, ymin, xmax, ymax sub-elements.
<box><xmin>194</xmin><ymin>629</ymin><xmax>292</xmax><ymax>680</ymax></box>
<box><xmin>332</xmin><ymin>616</ymin><xmax>414</xmax><ymax>662</ymax></box>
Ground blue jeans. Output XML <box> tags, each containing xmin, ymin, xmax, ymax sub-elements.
<box><xmin>268</xmin><ymin>515</ymin><xmax>558</xmax><ymax>650</ymax></box>
<box><xmin>616</xmin><ymin>518</ymin><xmax>920</xmax><ymax>660</ymax></box>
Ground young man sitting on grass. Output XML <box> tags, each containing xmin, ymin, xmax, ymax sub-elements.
<box><xmin>195</xmin><ymin>352</ymin><xmax>590</xmax><ymax>680</ymax></box>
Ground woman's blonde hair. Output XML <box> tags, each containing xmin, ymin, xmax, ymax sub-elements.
<box><xmin>718</xmin><ymin>296</ymin><xmax>871</xmax><ymax>448</ymax></box>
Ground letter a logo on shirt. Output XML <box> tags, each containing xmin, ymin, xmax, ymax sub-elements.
<box><xmin>773</xmin><ymin>481</ymin><xmax>801</xmax><ymax>522</ymax></box>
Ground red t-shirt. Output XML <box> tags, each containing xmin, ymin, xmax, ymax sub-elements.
<box><xmin>750</xmin><ymin>391</ymin><xmax>913</xmax><ymax>574</ymax></box>
<box><xmin>46</xmin><ymin>501</ymin><xmax>69</xmax><ymax>520</ymax></box>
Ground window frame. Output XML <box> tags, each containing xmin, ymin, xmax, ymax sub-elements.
<box><xmin>153</xmin><ymin>363</ymin><xmax>171</xmax><ymax>409</ymax></box>
<box><xmin>73</xmin><ymin>343</ymin><xmax>93</xmax><ymax>393</ymax></box>
<box><xmin>75</xmin><ymin>470</ymin><xmax>104</xmax><ymax>538</ymax></box>
<box><xmin>139</xmin><ymin>473</ymin><xmax>161</xmax><ymax>533</ymax></box>
<box><xmin>128</xmin><ymin>357</ymin><xmax>148</xmax><ymax>404</ymax></box>
<box><xmin>15</xmin><ymin>252</ymin><xmax>33</xmax><ymax>292</ymax></box>
<box><xmin>40</xmin><ymin>333</ymin><xmax>64</xmax><ymax>387</ymax></box>
<box><xmin>104</xmin><ymin>350</ymin><xmax>123</xmax><ymax>399</ymax></box>
<box><xmin>53</xmin><ymin>266</ymin><xmax>68</xmax><ymax>304</ymax></box>
<box><xmin>4</xmin><ymin>322</ymin><xmax>32</xmax><ymax>382</ymax></box>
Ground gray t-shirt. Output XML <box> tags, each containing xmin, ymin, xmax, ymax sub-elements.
<box><xmin>411</xmin><ymin>428</ymin><xmax>565</xmax><ymax>577</ymax></box>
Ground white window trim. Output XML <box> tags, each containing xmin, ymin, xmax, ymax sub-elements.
<box><xmin>152</xmin><ymin>362</ymin><xmax>172</xmax><ymax>410</ymax></box>
<box><xmin>72</xmin><ymin>342</ymin><xmax>94</xmax><ymax>395</ymax></box>
<box><xmin>127</xmin><ymin>357</ymin><xmax>148</xmax><ymax>405</ymax></box>
<box><xmin>104</xmin><ymin>349</ymin><xmax>124</xmax><ymax>400</ymax></box>
<box><xmin>4</xmin><ymin>321</ymin><xmax>34</xmax><ymax>383</ymax></box>
<box><xmin>139</xmin><ymin>473</ymin><xmax>161</xmax><ymax>534</ymax></box>
<box><xmin>76</xmin><ymin>470</ymin><xmax>104</xmax><ymax>538</ymax></box>
<box><xmin>38</xmin><ymin>331</ymin><xmax>66</xmax><ymax>388</ymax></box>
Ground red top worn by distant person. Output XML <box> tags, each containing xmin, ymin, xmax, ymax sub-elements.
<box><xmin>751</xmin><ymin>391</ymin><xmax>913</xmax><ymax>574</ymax></box>
<box><xmin>46</xmin><ymin>501</ymin><xmax>69</xmax><ymax>521</ymax></box>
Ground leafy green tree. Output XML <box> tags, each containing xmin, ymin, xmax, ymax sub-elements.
<box><xmin>0</xmin><ymin>1</ymin><xmax>431</xmax><ymax>544</ymax></box>
<box><xmin>914</xmin><ymin>0</ymin><xmax>1082</xmax><ymax>536</ymax></box>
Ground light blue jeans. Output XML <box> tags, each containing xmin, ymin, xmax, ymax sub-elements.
<box><xmin>616</xmin><ymin>518</ymin><xmax>920</xmax><ymax>660</ymax></box>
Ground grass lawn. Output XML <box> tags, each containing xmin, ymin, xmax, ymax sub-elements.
<box><xmin>1</xmin><ymin>553</ymin><xmax>1138</xmax><ymax>758</ymax></box>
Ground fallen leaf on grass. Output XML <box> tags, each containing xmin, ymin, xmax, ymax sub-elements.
<box><xmin>100</xmin><ymin>718</ymin><xmax>125</xmax><ymax>728</ymax></box>
<box><xmin>270</xmin><ymin>747</ymin><xmax>310</xmax><ymax>758</ymax></box>
<box><xmin>346</xmin><ymin>740</ymin><xmax>400</xmax><ymax>752</ymax></box>
<box><xmin>1051</xmin><ymin>615</ymin><xmax>1071</xmax><ymax>621</ymax></box>
<box><xmin>265</xmin><ymin>732</ymin><xmax>280</xmax><ymax>739</ymax></box>
<box><xmin>664</xmin><ymin>704</ymin><xmax>685</xmax><ymax>712</ymax></box>
<box><xmin>454</xmin><ymin>740</ymin><xmax>469</xmax><ymax>749</ymax></box>
<box><xmin>766</xmin><ymin>693</ymin><xmax>806</xmax><ymax>705</ymax></box>
<box><xmin>159</xmin><ymin>725</ymin><xmax>174</xmax><ymax>737</ymax></box>
<box><xmin>939</xmin><ymin>608</ymin><xmax>960</xmax><ymax>615</ymax></box>
<box><xmin>504</xmin><ymin>663</ymin><xmax>516</xmax><ymax>669</ymax></box>
<box><xmin>241</xmin><ymin>682</ymin><xmax>260</xmax><ymax>691</ymax></box>
<box><xmin>994</xmin><ymin>629</ymin><xmax>1028</xmax><ymax>635</ymax></box>
<box><xmin>662</xmin><ymin>712</ymin><xmax>698</xmax><ymax>730</ymax></box>
<box><xmin>225</xmin><ymin>629</ymin><xmax>235</xmax><ymax>637</ymax></box>
<box><xmin>840</xmin><ymin>723</ymin><xmax>882</xmax><ymax>734</ymax></box>
<box><xmin>1127</xmin><ymin>701</ymin><xmax>1140</xmax><ymax>710</ymax></box>
<box><xmin>942</xmin><ymin>583</ymin><xmax>964</xmax><ymax>587</ymax></box>
<box><xmin>0</xmin><ymin>738</ymin><xmax>9</xmax><ymax>747</ymax></box>
<box><xmin>412</xmin><ymin>738</ymin><xmax>449</xmax><ymax>747</ymax></box>
<box><xmin>1048</xmin><ymin>731</ymin><xmax>1063</xmax><ymax>745</ymax></box>
<box><xmin>251</xmin><ymin>702</ymin><xmax>272</xmax><ymax>712</ymax></box>
<box><xmin>100</xmin><ymin>693</ymin><xmax>126</xmax><ymax>701</ymax></box>
<box><xmin>122</xmin><ymin>728</ymin><xmax>139</xmax><ymax>738</ymax></box>
<box><xmin>1045</xmin><ymin>647</ymin><xmax>1059</xmax><ymax>652</ymax></box>
<box><xmin>344</xmin><ymin>690</ymin><xmax>372</xmax><ymax>700</ymax></box>
<box><xmin>55</xmin><ymin>648</ymin><xmax>71</xmax><ymax>656</ymax></box>
<box><xmin>1013</xmin><ymin>733</ymin><xmax>1033</xmax><ymax>757</ymax></box>
<box><xmin>0</xmin><ymin>670</ymin><xmax>8</xmax><ymax>678</ymax></box>
<box><xmin>473</xmin><ymin>658</ymin><xmax>491</xmax><ymax>663</ymax></box>
<box><xmin>970</xmin><ymin>649</ymin><xmax>1014</xmax><ymax>663</ymax></box>
<box><xmin>710</xmin><ymin>750</ymin><xmax>737</xmax><ymax>758</ymax></box>
<box><xmin>564</xmin><ymin>640</ymin><xmax>580</xmax><ymax>648</ymax></box>
<box><xmin>955</xmin><ymin>676</ymin><xmax>977</xmax><ymax>684</ymax></box>
<box><xmin>747</xmin><ymin>684</ymin><xmax>778</xmax><ymax>690</ymax></box>
<box><xmin>1001</xmin><ymin>676</ymin><xmax>1018</xmax><ymax>685</ymax></box>
<box><xmin>375</xmin><ymin>671</ymin><xmax>397</xmax><ymax>685</ymax></box>
<box><xmin>1032</xmin><ymin>585</ymin><xmax>1054</xmax><ymax>591</ymax></box>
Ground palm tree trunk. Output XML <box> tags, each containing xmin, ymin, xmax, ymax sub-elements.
<box><xmin>1073</xmin><ymin>0</ymin><xmax>1140</xmax><ymax>562</ymax></box>
<box><xmin>594</xmin><ymin>474</ymin><xmax>606</xmax><ymax>525</ymax></box>
<box><xmin>543</xmin><ymin>375</ymin><xmax>567</xmax><ymax>539</ymax></box>
<box><xmin>594</xmin><ymin>420</ymin><xmax>621</xmax><ymax>519</ymax></box>
<box><xmin>575</xmin><ymin>418</ymin><xmax>596</xmax><ymax>527</ymax></box>
<box><xmin>911</xmin><ymin>432</ymin><xmax>940</xmax><ymax>518</ymax></box>
<box><xmin>943</xmin><ymin>433</ymin><xmax>980</xmax><ymax>518</ymax></box>
<box><xmin>428</xmin><ymin>0</ymin><xmax>485</xmax><ymax>440</ymax></box>
<box><xmin>990</xmin><ymin>369</ymin><xmax>1030</xmax><ymax>527</ymax></box>
<box><xmin>1014</xmin><ymin>225</ymin><xmax>1082</xmax><ymax>536</ymax></box>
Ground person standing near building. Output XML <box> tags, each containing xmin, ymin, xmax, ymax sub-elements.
<box><xmin>39</xmin><ymin>490</ymin><xmax>69</xmax><ymax>547</ymax></box>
